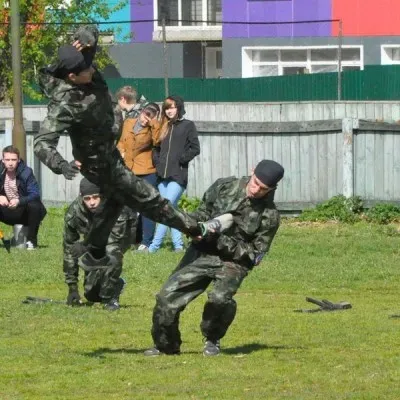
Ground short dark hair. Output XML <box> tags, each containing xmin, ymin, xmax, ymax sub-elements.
<box><xmin>116</xmin><ymin>86</ymin><xmax>137</xmax><ymax>103</ymax></box>
<box><xmin>2</xmin><ymin>145</ymin><xmax>20</xmax><ymax>158</ymax></box>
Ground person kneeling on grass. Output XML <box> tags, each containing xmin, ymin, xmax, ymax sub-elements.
<box><xmin>64</xmin><ymin>178</ymin><xmax>136</xmax><ymax>311</ymax></box>
<box><xmin>144</xmin><ymin>159</ymin><xmax>284</xmax><ymax>357</ymax></box>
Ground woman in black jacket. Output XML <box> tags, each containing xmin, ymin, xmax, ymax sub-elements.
<box><xmin>149</xmin><ymin>95</ymin><xmax>200</xmax><ymax>253</ymax></box>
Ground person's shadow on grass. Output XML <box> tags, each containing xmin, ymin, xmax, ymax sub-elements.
<box><xmin>83</xmin><ymin>348</ymin><xmax>145</xmax><ymax>358</ymax></box>
<box><xmin>223</xmin><ymin>342</ymin><xmax>291</xmax><ymax>355</ymax></box>
<box><xmin>83</xmin><ymin>343</ymin><xmax>293</xmax><ymax>358</ymax></box>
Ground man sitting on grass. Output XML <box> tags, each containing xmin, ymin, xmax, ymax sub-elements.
<box><xmin>144</xmin><ymin>159</ymin><xmax>284</xmax><ymax>356</ymax></box>
<box><xmin>0</xmin><ymin>145</ymin><xmax>47</xmax><ymax>250</ymax></box>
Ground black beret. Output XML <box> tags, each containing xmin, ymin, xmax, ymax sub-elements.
<box><xmin>254</xmin><ymin>160</ymin><xmax>284</xmax><ymax>187</ymax></box>
<box><xmin>48</xmin><ymin>45</ymin><xmax>93</xmax><ymax>78</ymax></box>
<box><xmin>80</xmin><ymin>178</ymin><xmax>101</xmax><ymax>196</ymax></box>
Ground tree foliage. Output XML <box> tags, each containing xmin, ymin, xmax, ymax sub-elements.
<box><xmin>0</xmin><ymin>0</ymin><xmax>126</xmax><ymax>104</ymax></box>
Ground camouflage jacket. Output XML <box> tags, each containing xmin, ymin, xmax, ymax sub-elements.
<box><xmin>34</xmin><ymin>26</ymin><xmax>123</xmax><ymax>179</ymax></box>
<box><xmin>63</xmin><ymin>198</ymin><xmax>135</xmax><ymax>285</ymax></box>
<box><xmin>189</xmin><ymin>176</ymin><xmax>280</xmax><ymax>269</ymax></box>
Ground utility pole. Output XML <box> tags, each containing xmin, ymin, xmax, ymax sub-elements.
<box><xmin>161</xmin><ymin>17</ymin><xmax>169</xmax><ymax>98</ymax></box>
<box><xmin>10</xmin><ymin>0</ymin><xmax>26</xmax><ymax>160</ymax></box>
<box><xmin>337</xmin><ymin>19</ymin><xmax>343</xmax><ymax>101</ymax></box>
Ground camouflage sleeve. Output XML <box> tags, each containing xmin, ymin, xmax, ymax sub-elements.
<box><xmin>63</xmin><ymin>208</ymin><xmax>80</xmax><ymax>286</ymax></box>
<box><xmin>106</xmin><ymin>210</ymin><xmax>134</xmax><ymax>264</ymax></box>
<box><xmin>215</xmin><ymin>209</ymin><xmax>280</xmax><ymax>268</ymax></box>
<box><xmin>189</xmin><ymin>177</ymin><xmax>234</xmax><ymax>222</ymax></box>
<box><xmin>34</xmin><ymin>104</ymin><xmax>74</xmax><ymax>174</ymax></box>
<box><xmin>110</xmin><ymin>91</ymin><xmax>123</xmax><ymax>142</ymax></box>
<box><xmin>188</xmin><ymin>179</ymin><xmax>223</xmax><ymax>222</ymax></box>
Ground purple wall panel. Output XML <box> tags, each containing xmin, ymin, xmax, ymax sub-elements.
<box><xmin>223</xmin><ymin>0</ymin><xmax>249</xmax><ymax>38</ymax></box>
<box><xmin>249</xmin><ymin>1</ymin><xmax>293</xmax><ymax>37</ymax></box>
<box><xmin>223</xmin><ymin>0</ymin><xmax>332</xmax><ymax>38</ymax></box>
<box><xmin>293</xmin><ymin>0</ymin><xmax>331</xmax><ymax>37</ymax></box>
<box><xmin>131</xmin><ymin>0</ymin><xmax>154</xmax><ymax>42</ymax></box>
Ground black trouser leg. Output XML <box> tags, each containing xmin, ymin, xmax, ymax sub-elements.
<box><xmin>0</xmin><ymin>205</ymin><xmax>25</xmax><ymax>227</ymax></box>
<box><xmin>0</xmin><ymin>201</ymin><xmax>46</xmax><ymax>245</ymax></box>
<box><xmin>24</xmin><ymin>200</ymin><xmax>46</xmax><ymax>243</ymax></box>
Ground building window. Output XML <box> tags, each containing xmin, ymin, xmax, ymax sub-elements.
<box><xmin>205</xmin><ymin>47</ymin><xmax>223</xmax><ymax>78</ymax></box>
<box><xmin>381</xmin><ymin>45</ymin><xmax>400</xmax><ymax>65</ymax></box>
<box><xmin>156</xmin><ymin>0</ymin><xmax>222</xmax><ymax>27</ymax></box>
<box><xmin>242</xmin><ymin>46</ymin><xmax>364</xmax><ymax>78</ymax></box>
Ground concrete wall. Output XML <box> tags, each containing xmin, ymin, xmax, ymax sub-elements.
<box><xmin>107</xmin><ymin>42</ymin><xmax>185</xmax><ymax>78</ymax></box>
<box><xmin>106</xmin><ymin>36</ymin><xmax>400</xmax><ymax>79</ymax></box>
<box><xmin>107</xmin><ymin>42</ymin><xmax>211</xmax><ymax>79</ymax></box>
<box><xmin>222</xmin><ymin>36</ymin><xmax>400</xmax><ymax>78</ymax></box>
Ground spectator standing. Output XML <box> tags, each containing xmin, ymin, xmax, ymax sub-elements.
<box><xmin>117</xmin><ymin>103</ymin><xmax>161</xmax><ymax>251</ymax></box>
<box><xmin>149</xmin><ymin>95</ymin><xmax>200</xmax><ymax>253</ymax></box>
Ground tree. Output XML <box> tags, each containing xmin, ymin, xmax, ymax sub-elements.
<box><xmin>0</xmin><ymin>0</ymin><xmax>126</xmax><ymax>104</ymax></box>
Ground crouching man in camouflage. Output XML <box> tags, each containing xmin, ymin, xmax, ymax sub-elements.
<box><xmin>64</xmin><ymin>178</ymin><xmax>136</xmax><ymax>311</ymax></box>
<box><xmin>34</xmin><ymin>24</ymin><xmax>199</xmax><ymax>269</ymax></box>
<box><xmin>144</xmin><ymin>160</ymin><xmax>284</xmax><ymax>357</ymax></box>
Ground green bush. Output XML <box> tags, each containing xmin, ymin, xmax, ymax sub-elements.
<box><xmin>365</xmin><ymin>203</ymin><xmax>400</xmax><ymax>224</ymax></box>
<box><xmin>298</xmin><ymin>195</ymin><xmax>363</xmax><ymax>223</ymax></box>
<box><xmin>178</xmin><ymin>195</ymin><xmax>201</xmax><ymax>212</ymax></box>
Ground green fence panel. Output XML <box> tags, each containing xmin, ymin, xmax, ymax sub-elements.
<box><xmin>23</xmin><ymin>65</ymin><xmax>400</xmax><ymax>105</ymax></box>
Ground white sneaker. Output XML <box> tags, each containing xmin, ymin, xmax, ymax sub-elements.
<box><xmin>26</xmin><ymin>241</ymin><xmax>37</xmax><ymax>250</ymax></box>
<box><xmin>137</xmin><ymin>244</ymin><xmax>149</xmax><ymax>252</ymax></box>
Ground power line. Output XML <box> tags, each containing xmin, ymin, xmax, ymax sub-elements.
<box><xmin>0</xmin><ymin>18</ymin><xmax>341</xmax><ymax>26</ymax></box>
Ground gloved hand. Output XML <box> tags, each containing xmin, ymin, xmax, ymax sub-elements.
<box><xmin>61</xmin><ymin>161</ymin><xmax>80</xmax><ymax>180</ymax></box>
<box><xmin>70</xmin><ymin>241</ymin><xmax>88</xmax><ymax>259</ymax></box>
<box><xmin>67</xmin><ymin>284</ymin><xmax>81</xmax><ymax>306</ymax></box>
<box><xmin>199</xmin><ymin>213</ymin><xmax>234</xmax><ymax>237</ymax></box>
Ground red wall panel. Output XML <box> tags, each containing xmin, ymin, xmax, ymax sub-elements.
<box><xmin>332</xmin><ymin>0</ymin><xmax>400</xmax><ymax>36</ymax></box>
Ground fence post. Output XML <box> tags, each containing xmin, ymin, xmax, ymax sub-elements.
<box><xmin>342</xmin><ymin>117</ymin><xmax>357</xmax><ymax>197</ymax></box>
<box><xmin>5</xmin><ymin>119</ymin><xmax>13</xmax><ymax>147</ymax></box>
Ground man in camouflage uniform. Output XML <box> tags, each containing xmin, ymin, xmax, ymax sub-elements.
<box><xmin>144</xmin><ymin>160</ymin><xmax>284</xmax><ymax>357</ymax></box>
<box><xmin>34</xmin><ymin>25</ymin><xmax>199</xmax><ymax>267</ymax></box>
<box><xmin>64</xmin><ymin>178</ymin><xmax>135</xmax><ymax>311</ymax></box>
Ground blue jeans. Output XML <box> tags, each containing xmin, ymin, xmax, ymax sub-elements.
<box><xmin>149</xmin><ymin>180</ymin><xmax>185</xmax><ymax>252</ymax></box>
<box><xmin>138</xmin><ymin>173</ymin><xmax>157</xmax><ymax>247</ymax></box>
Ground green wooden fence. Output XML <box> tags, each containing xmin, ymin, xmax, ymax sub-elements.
<box><xmin>24</xmin><ymin>65</ymin><xmax>400</xmax><ymax>104</ymax></box>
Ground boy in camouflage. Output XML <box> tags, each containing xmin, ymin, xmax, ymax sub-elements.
<box><xmin>34</xmin><ymin>25</ymin><xmax>199</xmax><ymax>266</ymax></box>
<box><xmin>64</xmin><ymin>178</ymin><xmax>135</xmax><ymax>311</ymax></box>
<box><xmin>144</xmin><ymin>160</ymin><xmax>284</xmax><ymax>356</ymax></box>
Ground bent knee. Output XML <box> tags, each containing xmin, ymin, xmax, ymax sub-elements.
<box><xmin>208</xmin><ymin>292</ymin><xmax>233</xmax><ymax>307</ymax></box>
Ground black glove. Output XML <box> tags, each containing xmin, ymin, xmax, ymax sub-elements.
<box><xmin>70</xmin><ymin>242</ymin><xmax>88</xmax><ymax>259</ymax></box>
<box><xmin>67</xmin><ymin>284</ymin><xmax>81</xmax><ymax>306</ymax></box>
<box><xmin>61</xmin><ymin>161</ymin><xmax>80</xmax><ymax>180</ymax></box>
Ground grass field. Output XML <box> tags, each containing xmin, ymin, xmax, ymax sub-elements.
<box><xmin>1</xmin><ymin>210</ymin><xmax>400</xmax><ymax>399</ymax></box>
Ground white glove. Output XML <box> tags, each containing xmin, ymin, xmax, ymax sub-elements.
<box><xmin>199</xmin><ymin>213</ymin><xmax>234</xmax><ymax>236</ymax></box>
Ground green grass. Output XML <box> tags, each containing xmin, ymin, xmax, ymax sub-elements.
<box><xmin>1</xmin><ymin>212</ymin><xmax>400</xmax><ymax>399</ymax></box>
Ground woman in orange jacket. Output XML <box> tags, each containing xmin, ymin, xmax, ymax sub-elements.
<box><xmin>117</xmin><ymin>103</ymin><xmax>161</xmax><ymax>251</ymax></box>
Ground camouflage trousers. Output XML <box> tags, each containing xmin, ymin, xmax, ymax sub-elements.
<box><xmin>151</xmin><ymin>245</ymin><xmax>249</xmax><ymax>353</ymax></box>
<box><xmin>83</xmin><ymin>263</ymin><xmax>121</xmax><ymax>303</ymax></box>
<box><xmin>81</xmin><ymin>150</ymin><xmax>196</xmax><ymax>257</ymax></box>
<box><xmin>83</xmin><ymin>221</ymin><xmax>132</xmax><ymax>303</ymax></box>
